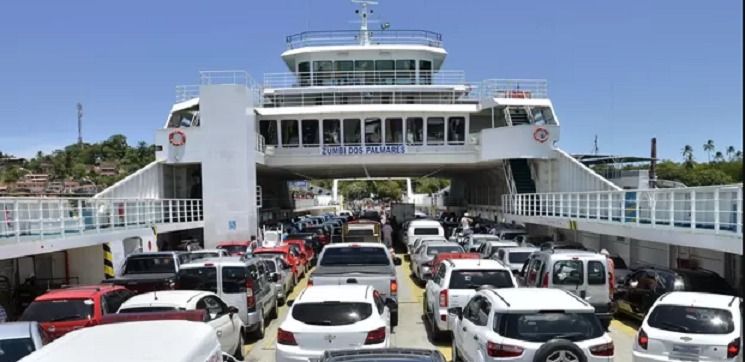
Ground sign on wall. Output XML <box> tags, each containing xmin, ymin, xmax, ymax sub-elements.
<box><xmin>228</xmin><ymin>220</ymin><xmax>237</xmax><ymax>230</ymax></box>
<box><xmin>321</xmin><ymin>145</ymin><xmax>406</xmax><ymax>156</ymax></box>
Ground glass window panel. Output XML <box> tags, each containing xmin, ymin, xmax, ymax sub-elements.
<box><xmin>313</xmin><ymin>61</ymin><xmax>332</xmax><ymax>86</ymax></box>
<box><xmin>343</xmin><ymin>119</ymin><xmax>361</xmax><ymax>145</ymax></box>
<box><xmin>301</xmin><ymin>119</ymin><xmax>319</xmax><ymax>146</ymax></box>
<box><xmin>427</xmin><ymin>117</ymin><xmax>445</xmax><ymax>145</ymax></box>
<box><xmin>420</xmin><ymin>60</ymin><xmax>432</xmax><ymax>85</ymax></box>
<box><xmin>396</xmin><ymin>60</ymin><xmax>416</xmax><ymax>85</ymax></box>
<box><xmin>385</xmin><ymin>118</ymin><xmax>403</xmax><ymax>144</ymax></box>
<box><xmin>447</xmin><ymin>117</ymin><xmax>466</xmax><ymax>144</ymax></box>
<box><xmin>323</xmin><ymin>119</ymin><xmax>341</xmax><ymax>145</ymax></box>
<box><xmin>376</xmin><ymin>60</ymin><xmax>395</xmax><ymax>85</ymax></box>
<box><xmin>259</xmin><ymin>120</ymin><xmax>278</xmax><ymax>145</ymax></box>
<box><xmin>334</xmin><ymin>61</ymin><xmax>354</xmax><ymax>86</ymax></box>
<box><xmin>281</xmin><ymin>119</ymin><xmax>299</xmax><ymax>147</ymax></box>
<box><xmin>364</xmin><ymin>118</ymin><xmax>382</xmax><ymax>146</ymax></box>
<box><xmin>298</xmin><ymin>62</ymin><xmax>310</xmax><ymax>87</ymax></box>
<box><xmin>406</xmin><ymin>117</ymin><xmax>424</xmax><ymax>145</ymax></box>
<box><xmin>355</xmin><ymin>60</ymin><xmax>374</xmax><ymax>85</ymax></box>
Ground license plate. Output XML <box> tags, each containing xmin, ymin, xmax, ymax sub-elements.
<box><xmin>673</xmin><ymin>344</ymin><xmax>701</xmax><ymax>356</ymax></box>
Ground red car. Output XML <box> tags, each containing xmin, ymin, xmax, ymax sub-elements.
<box><xmin>19</xmin><ymin>284</ymin><xmax>134</xmax><ymax>340</ymax></box>
<box><xmin>216</xmin><ymin>241</ymin><xmax>250</xmax><ymax>256</ymax></box>
<box><xmin>253</xmin><ymin>245</ymin><xmax>301</xmax><ymax>283</ymax></box>
<box><xmin>284</xmin><ymin>239</ymin><xmax>313</xmax><ymax>265</ymax></box>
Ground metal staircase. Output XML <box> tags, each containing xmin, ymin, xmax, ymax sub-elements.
<box><xmin>508</xmin><ymin>159</ymin><xmax>536</xmax><ymax>194</ymax></box>
<box><xmin>508</xmin><ymin>108</ymin><xmax>531</xmax><ymax>126</ymax></box>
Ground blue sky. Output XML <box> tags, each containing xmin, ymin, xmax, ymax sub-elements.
<box><xmin>1</xmin><ymin>0</ymin><xmax>742</xmax><ymax>162</ymax></box>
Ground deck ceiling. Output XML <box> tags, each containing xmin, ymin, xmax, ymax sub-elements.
<box><xmin>257</xmin><ymin>161</ymin><xmax>503</xmax><ymax>180</ymax></box>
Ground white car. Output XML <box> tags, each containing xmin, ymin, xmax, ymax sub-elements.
<box><xmin>117</xmin><ymin>290</ymin><xmax>245</xmax><ymax>359</ymax></box>
<box><xmin>275</xmin><ymin>285</ymin><xmax>392</xmax><ymax>362</ymax></box>
<box><xmin>450</xmin><ymin>288</ymin><xmax>614</xmax><ymax>362</ymax></box>
<box><xmin>632</xmin><ymin>291</ymin><xmax>742</xmax><ymax>362</ymax></box>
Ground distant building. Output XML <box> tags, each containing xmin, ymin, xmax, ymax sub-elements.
<box><xmin>95</xmin><ymin>162</ymin><xmax>119</xmax><ymax>177</ymax></box>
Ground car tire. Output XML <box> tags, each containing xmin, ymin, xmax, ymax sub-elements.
<box><xmin>234</xmin><ymin>330</ymin><xmax>244</xmax><ymax>360</ymax></box>
<box><xmin>250</xmin><ymin>309</ymin><xmax>265</xmax><ymax>340</ymax></box>
<box><xmin>532</xmin><ymin>339</ymin><xmax>588</xmax><ymax>362</ymax></box>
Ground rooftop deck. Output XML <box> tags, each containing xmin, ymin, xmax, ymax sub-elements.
<box><xmin>285</xmin><ymin>30</ymin><xmax>443</xmax><ymax>50</ymax></box>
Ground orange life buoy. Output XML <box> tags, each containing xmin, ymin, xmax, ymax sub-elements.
<box><xmin>169</xmin><ymin>129</ymin><xmax>187</xmax><ymax>146</ymax></box>
<box><xmin>533</xmin><ymin>127</ymin><xmax>549</xmax><ymax>143</ymax></box>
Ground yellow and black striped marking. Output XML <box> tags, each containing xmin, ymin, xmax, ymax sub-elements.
<box><xmin>103</xmin><ymin>243</ymin><xmax>115</xmax><ymax>279</ymax></box>
<box><xmin>568</xmin><ymin>220</ymin><xmax>578</xmax><ymax>230</ymax></box>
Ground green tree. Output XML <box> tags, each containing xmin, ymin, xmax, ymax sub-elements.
<box><xmin>726</xmin><ymin>146</ymin><xmax>736</xmax><ymax>160</ymax></box>
<box><xmin>703</xmin><ymin>140</ymin><xmax>715</xmax><ymax>162</ymax></box>
<box><xmin>681</xmin><ymin>145</ymin><xmax>695</xmax><ymax>169</ymax></box>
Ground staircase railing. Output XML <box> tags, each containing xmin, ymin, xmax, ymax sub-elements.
<box><xmin>504</xmin><ymin>161</ymin><xmax>517</xmax><ymax>195</ymax></box>
<box><xmin>503</xmin><ymin>107</ymin><xmax>513</xmax><ymax>127</ymax></box>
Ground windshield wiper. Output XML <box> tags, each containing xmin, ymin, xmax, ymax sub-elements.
<box><xmin>49</xmin><ymin>314</ymin><xmax>82</xmax><ymax>322</ymax></box>
<box><xmin>661</xmin><ymin>321</ymin><xmax>690</xmax><ymax>332</ymax></box>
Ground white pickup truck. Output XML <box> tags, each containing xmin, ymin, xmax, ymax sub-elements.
<box><xmin>308</xmin><ymin>242</ymin><xmax>402</xmax><ymax>328</ymax></box>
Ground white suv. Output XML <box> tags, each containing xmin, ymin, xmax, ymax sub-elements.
<box><xmin>632</xmin><ymin>291</ymin><xmax>742</xmax><ymax>362</ymax></box>
<box><xmin>275</xmin><ymin>285</ymin><xmax>392</xmax><ymax>362</ymax></box>
<box><xmin>424</xmin><ymin>259</ymin><xmax>517</xmax><ymax>339</ymax></box>
<box><xmin>450</xmin><ymin>288</ymin><xmax>614</xmax><ymax>362</ymax></box>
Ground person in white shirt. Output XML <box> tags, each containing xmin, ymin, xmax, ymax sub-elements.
<box><xmin>460</xmin><ymin>213</ymin><xmax>473</xmax><ymax>236</ymax></box>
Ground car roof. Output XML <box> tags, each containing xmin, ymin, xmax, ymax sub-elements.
<box><xmin>504</xmin><ymin>247</ymin><xmax>539</xmax><ymax>253</ymax></box>
<box><xmin>487</xmin><ymin>241</ymin><xmax>519</xmax><ymax>246</ymax></box>
<box><xmin>449</xmin><ymin>259</ymin><xmax>510</xmax><ymax>270</ymax></box>
<box><xmin>471</xmin><ymin>234</ymin><xmax>499</xmax><ymax>239</ymax></box>
<box><xmin>36</xmin><ymin>285</ymin><xmax>124</xmax><ymax>300</ymax></box>
<box><xmin>129</xmin><ymin>251</ymin><xmax>183</xmax><ymax>256</ymax></box>
<box><xmin>409</xmin><ymin>220</ymin><xmax>441</xmax><ymax>226</ymax></box>
<box><xmin>0</xmin><ymin>322</ymin><xmax>36</xmax><ymax>339</ymax></box>
<box><xmin>121</xmin><ymin>290</ymin><xmax>213</xmax><ymax>308</ymax></box>
<box><xmin>297</xmin><ymin>285</ymin><xmax>371</xmax><ymax>303</ymax></box>
<box><xmin>323</xmin><ymin>242</ymin><xmax>385</xmax><ymax>249</ymax></box>
<box><xmin>484</xmin><ymin>288</ymin><xmax>594</xmax><ymax>312</ymax></box>
<box><xmin>190</xmin><ymin>249</ymin><xmax>225</xmax><ymax>254</ymax></box>
<box><xmin>181</xmin><ymin>256</ymin><xmax>246</xmax><ymax>268</ymax></box>
<box><xmin>656</xmin><ymin>291</ymin><xmax>741</xmax><ymax>309</ymax></box>
<box><xmin>539</xmin><ymin>250</ymin><xmax>602</xmax><ymax>259</ymax></box>
<box><xmin>424</xmin><ymin>241</ymin><xmax>459</xmax><ymax>248</ymax></box>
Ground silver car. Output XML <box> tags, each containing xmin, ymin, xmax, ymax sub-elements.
<box><xmin>410</xmin><ymin>241</ymin><xmax>464</xmax><ymax>282</ymax></box>
<box><xmin>0</xmin><ymin>321</ymin><xmax>49</xmax><ymax>361</ymax></box>
<box><xmin>261</xmin><ymin>255</ymin><xmax>294</xmax><ymax>305</ymax></box>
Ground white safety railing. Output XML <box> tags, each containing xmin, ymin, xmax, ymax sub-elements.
<box><xmin>466</xmin><ymin>79</ymin><xmax>549</xmax><ymax>100</ymax></box>
<box><xmin>256</xmin><ymin>134</ymin><xmax>266</xmax><ymax>153</ymax></box>
<box><xmin>0</xmin><ymin>198</ymin><xmax>203</xmax><ymax>243</ymax></box>
<box><xmin>268</xmin><ymin>143</ymin><xmax>476</xmax><ymax>156</ymax></box>
<box><xmin>175</xmin><ymin>70</ymin><xmax>264</xmax><ymax>105</ymax></box>
<box><xmin>175</xmin><ymin>85</ymin><xmax>200</xmax><ymax>103</ymax></box>
<box><xmin>501</xmin><ymin>184</ymin><xmax>743</xmax><ymax>236</ymax></box>
<box><xmin>263</xmin><ymin>70</ymin><xmax>466</xmax><ymax>89</ymax></box>
<box><xmin>262</xmin><ymin>91</ymin><xmax>473</xmax><ymax>107</ymax></box>
<box><xmin>285</xmin><ymin>30</ymin><xmax>444</xmax><ymax>49</ymax></box>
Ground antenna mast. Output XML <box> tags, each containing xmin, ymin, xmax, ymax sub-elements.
<box><xmin>592</xmin><ymin>135</ymin><xmax>599</xmax><ymax>156</ymax></box>
<box><xmin>351</xmin><ymin>0</ymin><xmax>378</xmax><ymax>45</ymax></box>
<box><xmin>77</xmin><ymin>102</ymin><xmax>84</xmax><ymax>147</ymax></box>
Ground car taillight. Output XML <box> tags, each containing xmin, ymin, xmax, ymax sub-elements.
<box><xmin>589</xmin><ymin>341</ymin><xmax>614</xmax><ymax>356</ymax></box>
<box><xmin>541</xmin><ymin>272</ymin><xmax>549</xmax><ymax>287</ymax></box>
<box><xmin>637</xmin><ymin>328</ymin><xmax>648</xmax><ymax>350</ymax></box>
<box><xmin>364</xmin><ymin>326</ymin><xmax>386</xmax><ymax>345</ymax></box>
<box><xmin>245</xmin><ymin>278</ymin><xmax>255</xmax><ymax>308</ymax></box>
<box><xmin>307</xmin><ymin>279</ymin><xmax>313</xmax><ymax>287</ymax></box>
<box><xmin>487</xmin><ymin>342</ymin><xmax>524</xmax><ymax>357</ymax></box>
<box><xmin>277</xmin><ymin>328</ymin><xmax>297</xmax><ymax>345</ymax></box>
<box><xmin>727</xmin><ymin>338</ymin><xmax>741</xmax><ymax>358</ymax></box>
<box><xmin>439</xmin><ymin>289</ymin><xmax>448</xmax><ymax>308</ymax></box>
<box><xmin>390</xmin><ymin>279</ymin><xmax>397</xmax><ymax>294</ymax></box>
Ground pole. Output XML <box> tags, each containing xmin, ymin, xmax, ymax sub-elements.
<box><xmin>649</xmin><ymin>138</ymin><xmax>657</xmax><ymax>189</ymax></box>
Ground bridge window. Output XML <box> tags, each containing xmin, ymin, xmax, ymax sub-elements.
<box><xmin>375</xmin><ymin>60</ymin><xmax>395</xmax><ymax>85</ymax></box>
<box><xmin>364</xmin><ymin>118</ymin><xmax>382</xmax><ymax>146</ymax></box>
<box><xmin>259</xmin><ymin>120</ymin><xmax>278</xmax><ymax>145</ymax></box>
<box><xmin>385</xmin><ymin>118</ymin><xmax>403</xmax><ymax>144</ymax></box>
<box><xmin>406</xmin><ymin>117</ymin><xmax>424</xmax><ymax>145</ymax></box>
<box><xmin>420</xmin><ymin>60</ymin><xmax>432</xmax><ymax>85</ymax></box>
<box><xmin>281</xmin><ymin>119</ymin><xmax>299</xmax><ymax>147</ymax></box>
<box><xmin>396</xmin><ymin>60</ymin><xmax>416</xmax><ymax>85</ymax></box>
<box><xmin>334</xmin><ymin>61</ymin><xmax>354</xmax><ymax>86</ymax></box>
<box><xmin>323</xmin><ymin>119</ymin><xmax>341</xmax><ymax>145</ymax></box>
<box><xmin>301</xmin><ymin>119</ymin><xmax>319</xmax><ymax>147</ymax></box>
<box><xmin>355</xmin><ymin>60</ymin><xmax>374</xmax><ymax>85</ymax></box>
<box><xmin>448</xmin><ymin>117</ymin><xmax>466</xmax><ymax>145</ymax></box>
<box><xmin>427</xmin><ymin>117</ymin><xmax>445</xmax><ymax>145</ymax></box>
<box><xmin>343</xmin><ymin>118</ymin><xmax>361</xmax><ymax>145</ymax></box>
<box><xmin>298</xmin><ymin>62</ymin><xmax>310</xmax><ymax>87</ymax></box>
<box><xmin>313</xmin><ymin>61</ymin><xmax>333</xmax><ymax>86</ymax></box>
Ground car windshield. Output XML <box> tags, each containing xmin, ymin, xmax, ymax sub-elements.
<box><xmin>320</xmin><ymin>247</ymin><xmax>391</xmax><ymax>266</ymax></box>
<box><xmin>427</xmin><ymin>245</ymin><xmax>464</xmax><ymax>256</ymax></box>
<box><xmin>611</xmin><ymin>256</ymin><xmax>628</xmax><ymax>269</ymax></box>
<box><xmin>498</xmin><ymin>312</ymin><xmax>604</xmax><ymax>342</ymax></box>
<box><xmin>414</xmin><ymin>228</ymin><xmax>439</xmax><ymax>235</ymax></box>
<box><xmin>177</xmin><ymin>267</ymin><xmax>218</xmax><ymax>293</ymax></box>
<box><xmin>508</xmin><ymin>252</ymin><xmax>532</xmax><ymax>264</ymax></box>
<box><xmin>292</xmin><ymin>302</ymin><xmax>372</xmax><ymax>326</ymax></box>
<box><xmin>449</xmin><ymin>270</ymin><xmax>514</xmax><ymax>289</ymax></box>
<box><xmin>118</xmin><ymin>306</ymin><xmax>180</xmax><ymax>313</ymax></box>
<box><xmin>647</xmin><ymin>305</ymin><xmax>735</xmax><ymax>334</ymax></box>
<box><xmin>20</xmin><ymin>299</ymin><xmax>94</xmax><ymax>322</ymax></box>
<box><xmin>217</xmin><ymin>245</ymin><xmax>247</xmax><ymax>254</ymax></box>
<box><xmin>0</xmin><ymin>338</ymin><xmax>37</xmax><ymax>361</ymax></box>
<box><xmin>123</xmin><ymin>256</ymin><xmax>176</xmax><ymax>274</ymax></box>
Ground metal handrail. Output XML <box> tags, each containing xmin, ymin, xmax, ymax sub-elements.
<box><xmin>285</xmin><ymin>30</ymin><xmax>443</xmax><ymax>49</ymax></box>
<box><xmin>0</xmin><ymin>198</ymin><xmax>204</xmax><ymax>243</ymax></box>
<box><xmin>263</xmin><ymin>70</ymin><xmax>466</xmax><ymax>89</ymax></box>
<box><xmin>501</xmin><ymin>184</ymin><xmax>743</xmax><ymax>236</ymax></box>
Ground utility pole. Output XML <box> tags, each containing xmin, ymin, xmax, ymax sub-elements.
<box><xmin>592</xmin><ymin>135</ymin><xmax>599</xmax><ymax>155</ymax></box>
<box><xmin>77</xmin><ymin>103</ymin><xmax>84</xmax><ymax>147</ymax></box>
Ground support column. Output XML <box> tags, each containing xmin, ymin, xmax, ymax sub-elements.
<box><xmin>332</xmin><ymin>179</ymin><xmax>339</xmax><ymax>202</ymax></box>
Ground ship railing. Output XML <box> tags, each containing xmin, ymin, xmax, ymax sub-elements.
<box><xmin>175</xmin><ymin>71</ymin><xmax>264</xmax><ymax>105</ymax></box>
<box><xmin>263</xmin><ymin>70</ymin><xmax>466</xmax><ymax>89</ymax></box>
<box><xmin>261</xmin><ymin>91</ymin><xmax>477</xmax><ymax>108</ymax></box>
<box><xmin>0</xmin><ymin>198</ymin><xmax>204</xmax><ymax>243</ymax></box>
<box><xmin>175</xmin><ymin>85</ymin><xmax>200</xmax><ymax>103</ymax></box>
<box><xmin>256</xmin><ymin>134</ymin><xmax>266</xmax><ymax>153</ymax></box>
<box><xmin>285</xmin><ymin>30</ymin><xmax>443</xmax><ymax>49</ymax></box>
<box><xmin>465</xmin><ymin>79</ymin><xmax>549</xmax><ymax>100</ymax></box>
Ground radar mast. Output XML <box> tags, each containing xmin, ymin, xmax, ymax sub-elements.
<box><xmin>351</xmin><ymin>0</ymin><xmax>378</xmax><ymax>45</ymax></box>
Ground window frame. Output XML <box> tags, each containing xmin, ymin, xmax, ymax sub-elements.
<box><xmin>322</xmin><ymin>119</ymin><xmax>341</xmax><ymax>145</ymax></box>
<box><xmin>426</xmin><ymin>117</ymin><xmax>446</xmax><ymax>145</ymax></box>
<box><xmin>343</xmin><ymin>118</ymin><xmax>362</xmax><ymax>146</ymax></box>
<box><xmin>447</xmin><ymin>116</ymin><xmax>466</xmax><ymax>145</ymax></box>
<box><xmin>301</xmin><ymin>119</ymin><xmax>320</xmax><ymax>147</ymax></box>
<box><xmin>405</xmin><ymin>117</ymin><xmax>424</xmax><ymax>145</ymax></box>
<box><xmin>280</xmin><ymin>119</ymin><xmax>299</xmax><ymax>147</ymax></box>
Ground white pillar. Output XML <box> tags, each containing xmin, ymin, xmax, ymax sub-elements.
<box><xmin>406</xmin><ymin>178</ymin><xmax>414</xmax><ymax>202</ymax></box>
<box><xmin>332</xmin><ymin>179</ymin><xmax>339</xmax><ymax>202</ymax></box>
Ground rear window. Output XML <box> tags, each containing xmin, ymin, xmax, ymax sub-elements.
<box><xmin>263</xmin><ymin>259</ymin><xmax>277</xmax><ymax>271</ymax></box>
<box><xmin>217</xmin><ymin>245</ymin><xmax>247</xmax><ymax>254</ymax></box>
<box><xmin>552</xmin><ymin>260</ymin><xmax>583</xmax><ymax>285</ymax></box>
<box><xmin>292</xmin><ymin>302</ymin><xmax>373</xmax><ymax>326</ymax></box>
<box><xmin>449</xmin><ymin>270</ymin><xmax>514</xmax><ymax>289</ymax></box>
<box><xmin>222</xmin><ymin>267</ymin><xmax>248</xmax><ymax>294</ymax></box>
<box><xmin>648</xmin><ymin>305</ymin><xmax>734</xmax><ymax>334</ymax></box>
<box><xmin>587</xmin><ymin>260</ymin><xmax>606</xmax><ymax>285</ymax></box>
<box><xmin>427</xmin><ymin>245</ymin><xmax>464</xmax><ymax>256</ymax></box>
<box><xmin>414</xmin><ymin>228</ymin><xmax>439</xmax><ymax>235</ymax></box>
<box><xmin>611</xmin><ymin>256</ymin><xmax>628</xmax><ymax>269</ymax></box>
<box><xmin>177</xmin><ymin>267</ymin><xmax>217</xmax><ymax>293</ymax></box>
<box><xmin>348</xmin><ymin>229</ymin><xmax>375</xmax><ymax>236</ymax></box>
<box><xmin>20</xmin><ymin>299</ymin><xmax>94</xmax><ymax>322</ymax></box>
<box><xmin>0</xmin><ymin>337</ymin><xmax>36</xmax><ymax>361</ymax></box>
<box><xmin>189</xmin><ymin>252</ymin><xmax>220</xmax><ymax>261</ymax></box>
<box><xmin>683</xmin><ymin>274</ymin><xmax>737</xmax><ymax>295</ymax></box>
<box><xmin>124</xmin><ymin>256</ymin><xmax>176</xmax><ymax>274</ymax></box>
<box><xmin>320</xmin><ymin>247</ymin><xmax>390</xmax><ymax>266</ymax></box>
<box><xmin>118</xmin><ymin>306</ymin><xmax>180</xmax><ymax>313</ymax></box>
<box><xmin>508</xmin><ymin>251</ymin><xmax>532</xmax><ymax>264</ymax></box>
<box><xmin>255</xmin><ymin>252</ymin><xmax>285</xmax><ymax>260</ymax></box>
<box><xmin>496</xmin><ymin>312</ymin><xmax>604</xmax><ymax>342</ymax></box>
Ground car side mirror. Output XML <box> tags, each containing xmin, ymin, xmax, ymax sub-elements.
<box><xmin>448</xmin><ymin>307</ymin><xmax>463</xmax><ymax>320</ymax></box>
<box><xmin>270</xmin><ymin>273</ymin><xmax>279</xmax><ymax>282</ymax></box>
<box><xmin>394</xmin><ymin>257</ymin><xmax>402</xmax><ymax>266</ymax></box>
<box><xmin>227</xmin><ymin>306</ymin><xmax>239</xmax><ymax>315</ymax></box>
<box><xmin>286</xmin><ymin>300</ymin><xmax>294</xmax><ymax>307</ymax></box>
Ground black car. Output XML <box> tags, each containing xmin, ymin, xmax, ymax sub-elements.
<box><xmin>320</xmin><ymin>348</ymin><xmax>447</xmax><ymax>362</ymax></box>
<box><xmin>614</xmin><ymin>266</ymin><xmax>737</xmax><ymax>320</ymax></box>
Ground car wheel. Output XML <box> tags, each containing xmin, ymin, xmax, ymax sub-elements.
<box><xmin>533</xmin><ymin>339</ymin><xmax>587</xmax><ymax>362</ymax></box>
<box><xmin>250</xmin><ymin>309</ymin><xmax>265</xmax><ymax>340</ymax></box>
<box><xmin>233</xmin><ymin>330</ymin><xmax>244</xmax><ymax>359</ymax></box>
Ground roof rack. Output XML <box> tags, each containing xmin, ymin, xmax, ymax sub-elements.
<box><xmin>485</xmin><ymin>289</ymin><xmax>511</xmax><ymax>307</ymax></box>
<box><xmin>728</xmin><ymin>295</ymin><xmax>740</xmax><ymax>307</ymax></box>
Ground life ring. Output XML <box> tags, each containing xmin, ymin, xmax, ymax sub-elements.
<box><xmin>169</xmin><ymin>129</ymin><xmax>187</xmax><ymax>146</ymax></box>
<box><xmin>533</xmin><ymin>127</ymin><xmax>549</xmax><ymax>143</ymax></box>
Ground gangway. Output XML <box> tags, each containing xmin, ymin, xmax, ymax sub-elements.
<box><xmin>500</xmin><ymin>184</ymin><xmax>743</xmax><ymax>255</ymax></box>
